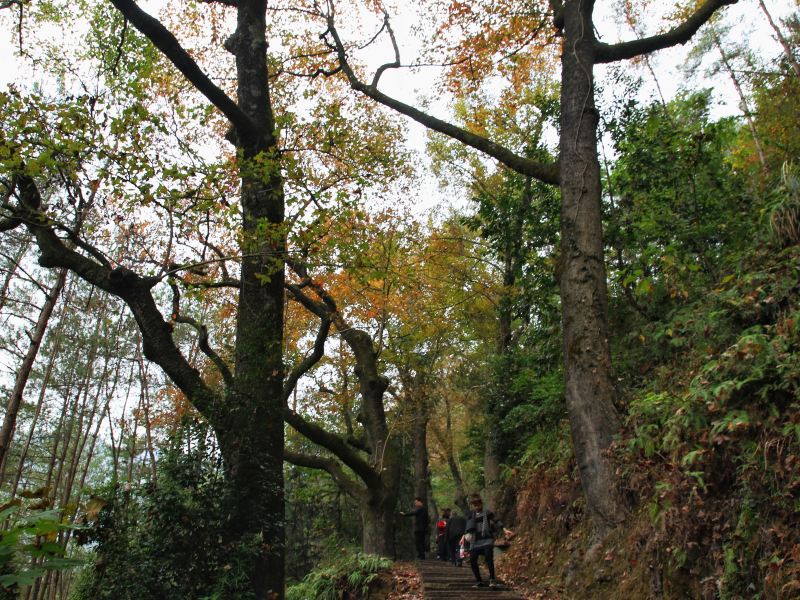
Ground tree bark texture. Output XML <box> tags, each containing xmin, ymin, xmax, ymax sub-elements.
<box><xmin>558</xmin><ymin>1</ymin><xmax>623</xmax><ymax>534</ymax></box>
<box><xmin>212</xmin><ymin>0</ymin><xmax>286</xmax><ymax>595</ymax></box>
<box><xmin>361</xmin><ymin>491</ymin><xmax>397</xmax><ymax>556</ymax></box>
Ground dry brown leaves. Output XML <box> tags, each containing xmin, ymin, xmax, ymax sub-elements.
<box><xmin>384</xmin><ymin>561</ymin><xmax>423</xmax><ymax>600</ymax></box>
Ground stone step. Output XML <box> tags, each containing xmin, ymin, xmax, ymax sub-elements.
<box><xmin>415</xmin><ymin>560</ymin><xmax>523</xmax><ymax>600</ymax></box>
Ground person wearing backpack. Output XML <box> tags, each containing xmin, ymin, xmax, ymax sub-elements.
<box><xmin>461</xmin><ymin>493</ymin><xmax>513</xmax><ymax>588</ymax></box>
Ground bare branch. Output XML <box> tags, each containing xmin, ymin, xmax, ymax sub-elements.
<box><xmin>109</xmin><ymin>17</ymin><xmax>128</xmax><ymax>76</ymax></box>
<box><xmin>169</xmin><ymin>280</ymin><xmax>234</xmax><ymax>388</ymax></box>
<box><xmin>283</xmin><ymin>315</ymin><xmax>331</xmax><ymax>402</ymax></box>
<box><xmin>594</xmin><ymin>0</ymin><xmax>739</xmax><ymax>64</ymax></box>
<box><xmin>283</xmin><ymin>449</ymin><xmax>365</xmax><ymax>500</ymax></box>
<box><xmin>0</xmin><ymin>216</ymin><xmax>20</xmax><ymax>232</ymax></box>
<box><xmin>12</xmin><ymin>171</ymin><xmax>217</xmax><ymax>416</ymax></box>
<box><xmin>284</xmin><ymin>407</ymin><xmax>381</xmax><ymax>489</ymax></box>
<box><xmin>0</xmin><ymin>181</ymin><xmax>21</xmax><ymax>232</ymax></box>
<box><xmin>371</xmin><ymin>13</ymin><xmax>400</xmax><ymax>89</ymax></box>
<box><xmin>324</xmin><ymin>13</ymin><xmax>559</xmax><ymax>185</ymax></box>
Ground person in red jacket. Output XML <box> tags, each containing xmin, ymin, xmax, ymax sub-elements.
<box><xmin>435</xmin><ymin>508</ymin><xmax>450</xmax><ymax>560</ymax></box>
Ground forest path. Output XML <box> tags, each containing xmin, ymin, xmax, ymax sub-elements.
<box><xmin>416</xmin><ymin>559</ymin><xmax>524</xmax><ymax>599</ymax></box>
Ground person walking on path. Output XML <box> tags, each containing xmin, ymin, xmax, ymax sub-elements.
<box><xmin>400</xmin><ymin>497</ymin><xmax>429</xmax><ymax>560</ymax></box>
<box><xmin>436</xmin><ymin>508</ymin><xmax>450</xmax><ymax>561</ymax></box>
<box><xmin>445</xmin><ymin>509</ymin><xmax>466</xmax><ymax>566</ymax></box>
<box><xmin>462</xmin><ymin>493</ymin><xmax>513</xmax><ymax>588</ymax></box>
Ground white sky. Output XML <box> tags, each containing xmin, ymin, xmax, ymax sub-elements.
<box><xmin>1</xmin><ymin>1</ymin><xmax>793</xmax><ymax>171</ymax></box>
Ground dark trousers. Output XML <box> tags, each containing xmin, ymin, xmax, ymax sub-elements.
<box><xmin>447</xmin><ymin>537</ymin><xmax>462</xmax><ymax>565</ymax></box>
<box><xmin>437</xmin><ymin>534</ymin><xmax>448</xmax><ymax>560</ymax></box>
<box><xmin>470</xmin><ymin>545</ymin><xmax>495</xmax><ymax>581</ymax></box>
<box><xmin>414</xmin><ymin>531</ymin><xmax>426</xmax><ymax>560</ymax></box>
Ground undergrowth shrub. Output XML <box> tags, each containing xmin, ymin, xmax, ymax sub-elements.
<box><xmin>286</xmin><ymin>547</ymin><xmax>392</xmax><ymax>600</ymax></box>
<box><xmin>0</xmin><ymin>498</ymin><xmax>83</xmax><ymax>600</ymax></box>
<box><xmin>619</xmin><ymin>244</ymin><xmax>800</xmax><ymax>598</ymax></box>
<box><xmin>70</xmin><ymin>419</ymin><xmax>231</xmax><ymax>600</ymax></box>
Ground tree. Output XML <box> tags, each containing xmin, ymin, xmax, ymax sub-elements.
<box><xmin>280</xmin><ymin>210</ymin><xmax>423</xmax><ymax>556</ymax></box>
<box><xmin>322</xmin><ymin>0</ymin><xmax>740</xmax><ymax>535</ymax></box>
<box><xmin>3</xmin><ymin>0</ymin><xmax>409</xmax><ymax>593</ymax></box>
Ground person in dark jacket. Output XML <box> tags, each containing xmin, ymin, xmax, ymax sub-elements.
<box><xmin>462</xmin><ymin>493</ymin><xmax>513</xmax><ymax>588</ymax></box>
<box><xmin>400</xmin><ymin>497</ymin><xmax>429</xmax><ymax>560</ymax></box>
<box><xmin>445</xmin><ymin>509</ymin><xmax>467</xmax><ymax>566</ymax></box>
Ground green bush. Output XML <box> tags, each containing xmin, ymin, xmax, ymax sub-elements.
<box><xmin>70</xmin><ymin>420</ymin><xmax>231</xmax><ymax>600</ymax></box>
<box><xmin>286</xmin><ymin>548</ymin><xmax>392</xmax><ymax>600</ymax></box>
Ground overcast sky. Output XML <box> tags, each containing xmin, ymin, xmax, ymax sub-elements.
<box><xmin>0</xmin><ymin>0</ymin><xmax>795</xmax><ymax>215</ymax></box>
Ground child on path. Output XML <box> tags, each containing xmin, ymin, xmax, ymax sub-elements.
<box><xmin>461</xmin><ymin>493</ymin><xmax>513</xmax><ymax>588</ymax></box>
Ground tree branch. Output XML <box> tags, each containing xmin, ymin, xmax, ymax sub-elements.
<box><xmin>283</xmin><ymin>314</ymin><xmax>331</xmax><ymax>402</ymax></box>
<box><xmin>371</xmin><ymin>13</ymin><xmax>400</xmax><ymax>89</ymax></box>
<box><xmin>324</xmin><ymin>14</ymin><xmax>559</xmax><ymax>185</ymax></box>
<box><xmin>169</xmin><ymin>279</ymin><xmax>234</xmax><ymax>388</ymax></box>
<box><xmin>283</xmin><ymin>407</ymin><xmax>381</xmax><ymax>489</ymax></box>
<box><xmin>284</xmin><ymin>449</ymin><xmax>365</xmax><ymax>500</ymax></box>
<box><xmin>12</xmin><ymin>172</ymin><xmax>218</xmax><ymax>417</ymax></box>
<box><xmin>106</xmin><ymin>0</ymin><xmax>256</xmax><ymax>136</ymax></box>
<box><xmin>594</xmin><ymin>0</ymin><xmax>738</xmax><ymax>64</ymax></box>
<box><xmin>0</xmin><ymin>216</ymin><xmax>20</xmax><ymax>232</ymax></box>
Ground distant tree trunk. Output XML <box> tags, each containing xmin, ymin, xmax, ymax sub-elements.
<box><xmin>0</xmin><ymin>268</ymin><xmax>67</xmax><ymax>479</ymax></box>
<box><xmin>711</xmin><ymin>31</ymin><xmax>767</xmax><ymax>169</ymax></box>
<box><xmin>0</xmin><ymin>238</ymin><xmax>29</xmax><ymax>314</ymax></box>
<box><xmin>406</xmin><ymin>382</ymin><xmax>431</xmax><ymax>506</ymax></box>
<box><xmin>758</xmin><ymin>0</ymin><xmax>800</xmax><ymax>80</ymax></box>
<box><xmin>440</xmin><ymin>394</ymin><xmax>468</xmax><ymax>513</ymax></box>
<box><xmin>485</xmin><ymin>177</ymin><xmax>532</xmax><ymax>511</ymax></box>
<box><xmin>9</xmin><ymin>284</ymin><xmax>70</xmax><ymax>497</ymax></box>
<box><xmin>134</xmin><ymin>340</ymin><xmax>158</xmax><ymax>481</ymax></box>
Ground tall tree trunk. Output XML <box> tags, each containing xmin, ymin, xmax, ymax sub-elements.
<box><xmin>558</xmin><ymin>1</ymin><xmax>623</xmax><ymax>535</ymax></box>
<box><xmin>0</xmin><ymin>268</ymin><xmax>67</xmax><ymax>479</ymax></box>
<box><xmin>212</xmin><ymin>1</ymin><xmax>287</xmax><ymax>596</ymax></box>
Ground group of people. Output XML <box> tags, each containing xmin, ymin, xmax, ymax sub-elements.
<box><xmin>401</xmin><ymin>493</ymin><xmax>513</xmax><ymax>589</ymax></box>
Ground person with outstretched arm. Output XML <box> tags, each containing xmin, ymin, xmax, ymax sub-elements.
<box><xmin>400</xmin><ymin>497</ymin><xmax>429</xmax><ymax>560</ymax></box>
